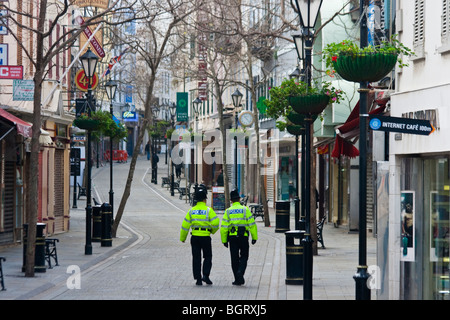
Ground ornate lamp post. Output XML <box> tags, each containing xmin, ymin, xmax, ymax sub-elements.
<box><xmin>168</xmin><ymin>103</ymin><xmax>177</xmax><ymax>197</ymax></box>
<box><xmin>290</xmin><ymin>31</ymin><xmax>306</xmax><ymax>232</ymax></box>
<box><xmin>192</xmin><ymin>97</ymin><xmax>202</xmax><ymax>194</ymax></box>
<box><xmin>293</xmin><ymin>0</ymin><xmax>323</xmax><ymax>300</ymax></box>
<box><xmin>231</xmin><ymin>88</ymin><xmax>243</xmax><ymax>189</ymax></box>
<box><xmin>354</xmin><ymin>0</ymin><xmax>371</xmax><ymax>300</ymax></box>
<box><xmin>104</xmin><ymin>79</ymin><xmax>117</xmax><ymax>217</ymax></box>
<box><xmin>80</xmin><ymin>48</ymin><xmax>99</xmax><ymax>255</ymax></box>
<box><xmin>151</xmin><ymin>106</ymin><xmax>160</xmax><ymax>184</ymax></box>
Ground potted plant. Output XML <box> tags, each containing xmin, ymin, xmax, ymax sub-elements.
<box><xmin>322</xmin><ymin>35</ymin><xmax>414</xmax><ymax>83</ymax></box>
<box><xmin>265</xmin><ymin>78</ymin><xmax>343</xmax><ymax>131</ymax></box>
<box><xmin>73</xmin><ymin>110</ymin><xmax>127</xmax><ymax>140</ymax></box>
<box><xmin>73</xmin><ymin>114</ymin><xmax>100</xmax><ymax>130</ymax></box>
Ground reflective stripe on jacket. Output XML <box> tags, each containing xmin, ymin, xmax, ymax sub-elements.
<box><xmin>220</xmin><ymin>202</ymin><xmax>258</xmax><ymax>243</ymax></box>
<box><xmin>180</xmin><ymin>202</ymin><xmax>219</xmax><ymax>242</ymax></box>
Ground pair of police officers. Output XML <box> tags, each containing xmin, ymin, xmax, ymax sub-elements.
<box><xmin>180</xmin><ymin>185</ymin><xmax>258</xmax><ymax>286</ymax></box>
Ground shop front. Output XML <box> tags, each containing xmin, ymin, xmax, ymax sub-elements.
<box><xmin>398</xmin><ymin>157</ymin><xmax>450</xmax><ymax>300</ymax></box>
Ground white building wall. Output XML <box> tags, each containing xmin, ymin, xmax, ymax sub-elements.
<box><xmin>389</xmin><ymin>0</ymin><xmax>450</xmax><ymax>300</ymax></box>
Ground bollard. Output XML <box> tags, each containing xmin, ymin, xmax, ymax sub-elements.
<box><xmin>285</xmin><ymin>230</ymin><xmax>305</xmax><ymax>285</ymax></box>
<box><xmin>92</xmin><ymin>205</ymin><xmax>102</xmax><ymax>242</ymax></box>
<box><xmin>101</xmin><ymin>202</ymin><xmax>112</xmax><ymax>247</ymax></box>
<box><xmin>275</xmin><ymin>200</ymin><xmax>290</xmax><ymax>233</ymax></box>
<box><xmin>22</xmin><ymin>223</ymin><xmax>47</xmax><ymax>273</ymax></box>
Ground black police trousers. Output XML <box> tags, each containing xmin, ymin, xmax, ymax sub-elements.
<box><xmin>190</xmin><ymin>235</ymin><xmax>212</xmax><ymax>280</ymax></box>
<box><xmin>228</xmin><ymin>235</ymin><xmax>249</xmax><ymax>282</ymax></box>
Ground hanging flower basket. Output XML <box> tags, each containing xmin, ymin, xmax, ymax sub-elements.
<box><xmin>288</xmin><ymin>94</ymin><xmax>330</xmax><ymax>115</ymax></box>
<box><xmin>332</xmin><ymin>52</ymin><xmax>398</xmax><ymax>83</ymax></box>
<box><xmin>73</xmin><ymin>118</ymin><xmax>100</xmax><ymax>130</ymax></box>
<box><xmin>286</xmin><ymin>110</ymin><xmax>306</xmax><ymax>126</ymax></box>
<box><xmin>286</xmin><ymin>123</ymin><xmax>305</xmax><ymax>136</ymax></box>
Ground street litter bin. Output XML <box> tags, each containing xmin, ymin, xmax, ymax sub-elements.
<box><xmin>275</xmin><ymin>200</ymin><xmax>290</xmax><ymax>233</ymax></box>
<box><xmin>101</xmin><ymin>203</ymin><xmax>112</xmax><ymax>247</ymax></box>
<box><xmin>92</xmin><ymin>205</ymin><xmax>102</xmax><ymax>242</ymax></box>
<box><xmin>22</xmin><ymin>223</ymin><xmax>47</xmax><ymax>273</ymax></box>
<box><xmin>285</xmin><ymin>230</ymin><xmax>305</xmax><ymax>285</ymax></box>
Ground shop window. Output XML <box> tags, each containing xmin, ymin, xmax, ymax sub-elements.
<box><xmin>401</xmin><ymin>157</ymin><xmax>450</xmax><ymax>300</ymax></box>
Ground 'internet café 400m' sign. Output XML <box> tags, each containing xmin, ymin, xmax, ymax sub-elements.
<box><xmin>72</xmin><ymin>0</ymin><xmax>109</xmax><ymax>9</ymax></box>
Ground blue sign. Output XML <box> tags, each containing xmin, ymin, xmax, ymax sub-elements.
<box><xmin>369</xmin><ymin>117</ymin><xmax>382</xmax><ymax>130</ymax></box>
<box><xmin>122</xmin><ymin>111</ymin><xmax>137</xmax><ymax>122</ymax></box>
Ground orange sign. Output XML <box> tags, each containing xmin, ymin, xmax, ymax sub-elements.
<box><xmin>75</xmin><ymin>69</ymin><xmax>99</xmax><ymax>92</ymax></box>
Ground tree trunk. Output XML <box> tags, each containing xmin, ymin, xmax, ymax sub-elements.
<box><xmin>25</xmin><ymin>0</ymin><xmax>47</xmax><ymax>277</ymax></box>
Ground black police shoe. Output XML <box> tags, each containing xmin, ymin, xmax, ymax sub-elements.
<box><xmin>196</xmin><ymin>279</ymin><xmax>203</xmax><ymax>286</ymax></box>
<box><xmin>202</xmin><ymin>276</ymin><xmax>213</xmax><ymax>285</ymax></box>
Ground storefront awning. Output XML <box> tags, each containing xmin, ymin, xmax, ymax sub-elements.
<box><xmin>0</xmin><ymin>109</ymin><xmax>32</xmax><ymax>138</ymax></box>
<box><xmin>331</xmin><ymin>100</ymin><xmax>386</xmax><ymax>159</ymax></box>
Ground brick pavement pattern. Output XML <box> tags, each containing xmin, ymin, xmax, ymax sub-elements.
<box><xmin>0</xmin><ymin>156</ymin><xmax>376</xmax><ymax>300</ymax></box>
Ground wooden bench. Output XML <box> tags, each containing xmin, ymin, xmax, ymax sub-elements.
<box><xmin>161</xmin><ymin>177</ymin><xmax>170</xmax><ymax>188</ymax></box>
<box><xmin>0</xmin><ymin>257</ymin><xmax>5</xmax><ymax>291</ymax></box>
<box><xmin>177</xmin><ymin>184</ymin><xmax>191</xmax><ymax>202</ymax></box>
<box><xmin>249</xmin><ymin>204</ymin><xmax>264</xmax><ymax>222</ymax></box>
<box><xmin>317</xmin><ymin>216</ymin><xmax>326</xmax><ymax>248</ymax></box>
<box><xmin>77</xmin><ymin>183</ymin><xmax>87</xmax><ymax>199</ymax></box>
<box><xmin>45</xmin><ymin>239</ymin><xmax>59</xmax><ymax>269</ymax></box>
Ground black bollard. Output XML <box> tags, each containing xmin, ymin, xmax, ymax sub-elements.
<box><xmin>101</xmin><ymin>203</ymin><xmax>112</xmax><ymax>247</ymax></box>
<box><xmin>92</xmin><ymin>205</ymin><xmax>102</xmax><ymax>242</ymax></box>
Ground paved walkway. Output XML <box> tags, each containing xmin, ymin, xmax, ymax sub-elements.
<box><xmin>0</xmin><ymin>155</ymin><xmax>376</xmax><ymax>300</ymax></box>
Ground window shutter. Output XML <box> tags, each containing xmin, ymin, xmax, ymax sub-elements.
<box><xmin>414</xmin><ymin>0</ymin><xmax>425</xmax><ymax>46</ymax></box>
<box><xmin>443</xmin><ymin>0</ymin><xmax>449</xmax><ymax>38</ymax></box>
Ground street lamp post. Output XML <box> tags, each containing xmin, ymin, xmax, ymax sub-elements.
<box><xmin>80</xmin><ymin>47</ymin><xmax>99</xmax><ymax>256</ymax></box>
<box><xmin>192</xmin><ymin>97</ymin><xmax>202</xmax><ymax>195</ymax></box>
<box><xmin>354</xmin><ymin>0</ymin><xmax>371</xmax><ymax>300</ymax></box>
<box><xmin>168</xmin><ymin>103</ymin><xmax>177</xmax><ymax>197</ymax></box>
<box><xmin>294</xmin><ymin>0</ymin><xmax>323</xmax><ymax>300</ymax></box>
<box><xmin>151</xmin><ymin>107</ymin><xmax>160</xmax><ymax>184</ymax></box>
<box><xmin>105</xmin><ymin>79</ymin><xmax>117</xmax><ymax>218</ymax></box>
<box><xmin>291</xmin><ymin>31</ymin><xmax>306</xmax><ymax>231</ymax></box>
<box><xmin>231</xmin><ymin>88</ymin><xmax>243</xmax><ymax>189</ymax></box>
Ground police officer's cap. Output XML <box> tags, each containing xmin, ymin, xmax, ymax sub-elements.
<box><xmin>194</xmin><ymin>184</ymin><xmax>208</xmax><ymax>200</ymax></box>
<box><xmin>230</xmin><ymin>189</ymin><xmax>240</xmax><ymax>200</ymax></box>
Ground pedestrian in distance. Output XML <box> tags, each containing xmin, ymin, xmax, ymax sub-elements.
<box><xmin>180</xmin><ymin>184</ymin><xmax>219</xmax><ymax>286</ymax></box>
<box><xmin>145</xmin><ymin>141</ymin><xmax>150</xmax><ymax>160</ymax></box>
<box><xmin>220</xmin><ymin>189</ymin><xmax>258</xmax><ymax>286</ymax></box>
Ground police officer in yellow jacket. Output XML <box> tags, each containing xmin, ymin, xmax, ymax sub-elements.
<box><xmin>220</xmin><ymin>189</ymin><xmax>258</xmax><ymax>285</ymax></box>
<box><xmin>180</xmin><ymin>184</ymin><xmax>219</xmax><ymax>286</ymax></box>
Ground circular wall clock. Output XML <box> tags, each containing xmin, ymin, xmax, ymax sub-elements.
<box><xmin>238</xmin><ymin>110</ymin><xmax>254</xmax><ymax>127</ymax></box>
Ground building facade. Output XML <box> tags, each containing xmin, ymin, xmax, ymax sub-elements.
<box><xmin>386</xmin><ymin>0</ymin><xmax>450</xmax><ymax>300</ymax></box>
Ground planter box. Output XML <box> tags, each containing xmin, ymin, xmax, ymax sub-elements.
<box><xmin>332</xmin><ymin>52</ymin><xmax>398</xmax><ymax>83</ymax></box>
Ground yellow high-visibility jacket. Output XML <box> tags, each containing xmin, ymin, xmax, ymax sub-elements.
<box><xmin>220</xmin><ymin>202</ymin><xmax>258</xmax><ymax>243</ymax></box>
<box><xmin>180</xmin><ymin>201</ymin><xmax>219</xmax><ymax>242</ymax></box>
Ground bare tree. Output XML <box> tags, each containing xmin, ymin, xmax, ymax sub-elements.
<box><xmin>0</xmin><ymin>0</ymin><xmax>134</xmax><ymax>277</ymax></box>
<box><xmin>111</xmin><ymin>0</ymin><xmax>201</xmax><ymax>237</ymax></box>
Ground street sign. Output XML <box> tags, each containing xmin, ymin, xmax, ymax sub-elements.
<box><xmin>75</xmin><ymin>98</ymin><xmax>96</xmax><ymax>117</ymax></box>
<box><xmin>369</xmin><ymin>115</ymin><xmax>435</xmax><ymax>136</ymax></box>
<box><xmin>177</xmin><ymin>92</ymin><xmax>188</xmax><ymax>122</ymax></box>
<box><xmin>75</xmin><ymin>69</ymin><xmax>99</xmax><ymax>91</ymax></box>
<box><xmin>76</xmin><ymin>16</ymin><xmax>105</xmax><ymax>58</ymax></box>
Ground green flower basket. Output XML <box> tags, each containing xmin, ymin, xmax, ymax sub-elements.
<box><xmin>73</xmin><ymin>118</ymin><xmax>100</xmax><ymax>130</ymax></box>
<box><xmin>332</xmin><ymin>52</ymin><xmax>398</xmax><ymax>83</ymax></box>
<box><xmin>289</xmin><ymin>94</ymin><xmax>330</xmax><ymax>115</ymax></box>
<box><xmin>286</xmin><ymin>111</ymin><xmax>306</xmax><ymax>125</ymax></box>
<box><xmin>286</xmin><ymin>124</ymin><xmax>305</xmax><ymax>136</ymax></box>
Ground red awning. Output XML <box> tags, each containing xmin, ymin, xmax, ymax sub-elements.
<box><xmin>0</xmin><ymin>109</ymin><xmax>32</xmax><ymax>138</ymax></box>
<box><xmin>331</xmin><ymin>101</ymin><xmax>386</xmax><ymax>159</ymax></box>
